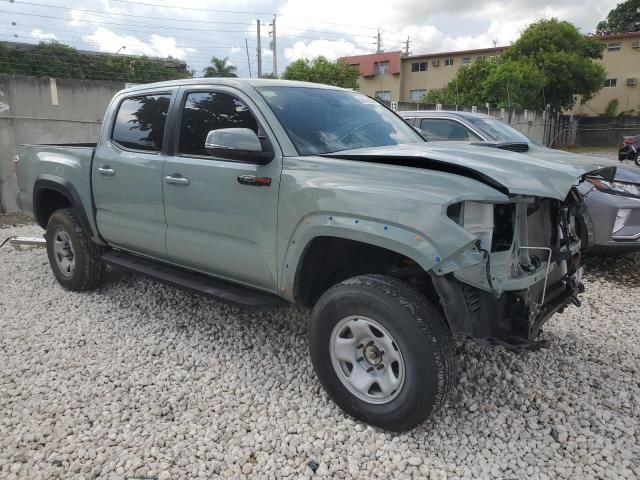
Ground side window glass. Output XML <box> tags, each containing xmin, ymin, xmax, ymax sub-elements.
<box><xmin>179</xmin><ymin>91</ymin><xmax>259</xmax><ymax>156</ymax></box>
<box><xmin>112</xmin><ymin>94</ymin><xmax>171</xmax><ymax>151</ymax></box>
<box><xmin>419</xmin><ymin>119</ymin><xmax>480</xmax><ymax>141</ymax></box>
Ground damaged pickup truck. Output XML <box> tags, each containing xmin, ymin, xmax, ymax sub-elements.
<box><xmin>15</xmin><ymin>79</ymin><xmax>614</xmax><ymax>431</ymax></box>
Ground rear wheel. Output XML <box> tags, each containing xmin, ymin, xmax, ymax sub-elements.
<box><xmin>46</xmin><ymin>208</ymin><xmax>103</xmax><ymax>291</ymax></box>
<box><xmin>309</xmin><ymin>274</ymin><xmax>456</xmax><ymax>431</ymax></box>
<box><xmin>634</xmin><ymin>152</ymin><xmax>640</xmax><ymax>167</ymax></box>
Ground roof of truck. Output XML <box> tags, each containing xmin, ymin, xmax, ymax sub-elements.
<box><xmin>120</xmin><ymin>78</ymin><xmax>349</xmax><ymax>95</ymax></box>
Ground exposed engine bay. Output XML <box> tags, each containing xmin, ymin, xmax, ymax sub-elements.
<box><xmin>432</xmin><ymin>188</ymin><xmax>585</xmax><ymax>350</ymax></box>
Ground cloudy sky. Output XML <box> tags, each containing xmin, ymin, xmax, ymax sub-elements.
<box><xmin>1</xmin><ymin>0</ymin><xmax>620</xmax><ymax>76</ymax></box>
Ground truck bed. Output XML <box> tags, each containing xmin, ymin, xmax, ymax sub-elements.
<box><xmin>15</xmin><ymin>143</ymin><xmax>96</xmax><ymax>230</ymax></box>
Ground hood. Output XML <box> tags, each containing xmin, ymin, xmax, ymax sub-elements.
<box><xmin>524</xmin><ymin>146</ymin><xmax>640</xmax><ymax>184</ymax></box>
<box><xmin>324</xmin><ymin>143</ymin><xmax>615</xmax><ymax>200</ymax></box>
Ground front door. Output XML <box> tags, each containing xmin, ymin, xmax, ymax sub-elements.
<box><xmin>93</xmin><ymin>91</ymin><xmax>174</xmax><ymax>259</ymax></box>
<box><xmin>163</xmin><ymin>87</ymin><xmax>281</xmax><ymax>291</ymax></box>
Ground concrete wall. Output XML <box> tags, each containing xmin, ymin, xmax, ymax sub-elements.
<box><xmin>0</xmin><ymin>75</ymin><xmax>124</xmax><ymax>213</ymax></box>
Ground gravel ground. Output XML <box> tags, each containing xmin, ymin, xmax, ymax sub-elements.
<box><xmin>1</xmin><ymin>223</ymin><xmax>639</xmax><ymax>480</ymax></box>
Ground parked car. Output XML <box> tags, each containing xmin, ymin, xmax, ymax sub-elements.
<box><xmin>400</xmin><ymin>110</ymin><xmax>640</xmax><ymax>252</ymax></box>
<box><xmin>619</xmin><ymin>134</ymin><xmax>640</xmax><ymax>166</ymax></box>
<box><xmin>16</xmin><ymin>80</ymin><xmax>611</xmax><ymax>431</ymax></box>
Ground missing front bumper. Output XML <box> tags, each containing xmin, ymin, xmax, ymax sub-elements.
<box><xmin>432</xmin><ymin>267</ymin><xmax>584</xmax><ymax>351</ymax></box>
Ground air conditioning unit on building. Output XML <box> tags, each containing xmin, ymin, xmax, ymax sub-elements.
<box><xmin>431</xmin><ymin>59</ymin><xmax>439</xmax><ymax>66</ymax></box>
<box><xmin>632</xmin><ymin>41</ymin><xmax>640</xmax><ymax>49</ymax></box>
<box><xmin>627</xmin><ymin>78</ymin><xmax>638</xmax><ymax>86</ymax></box>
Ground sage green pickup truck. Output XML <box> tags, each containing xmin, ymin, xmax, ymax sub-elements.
<box><xmin>15</xmin><ymin>79</ymin><xmax>612</xmax><ymax>431</ymax></box>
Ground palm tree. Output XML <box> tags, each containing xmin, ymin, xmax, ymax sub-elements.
<box><xmin>202</xmin><ymin>56</ymin><xmax>238</xmax><ymax>78</ymax></box>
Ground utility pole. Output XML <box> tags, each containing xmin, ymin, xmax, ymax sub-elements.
<box><xmin>270</xmin><ymin>15</ymin><xmax>277</xmax><ymax>78</ymax></box>
<box><xmin>245</xmin><ymin>38</ymin><xmax>252</xmax><ymax>78</ymax></box>
<box><xmin>256</xmin><ymin>20</ymin><xmax>262</xmax><ymax>78</ymax></box>
<box><xmin>403</xmin><ymin>36</ymin><xmax>411</xmax><ymax>57</ymax></box>
<box><xmin>375</xmin><ymin>29</ymin><xmax>383</xmax><ymax>54</ymax></box>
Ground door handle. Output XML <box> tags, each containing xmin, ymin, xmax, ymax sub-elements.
<box><xmin>164</xmin><ymin>175</ymin><xmax>190</xmax><ymax>186</ymax></box>
<box><xmin>98</xmin><ymin>166</ymin><xmax>116</xmax><ymax>176</ymax></box>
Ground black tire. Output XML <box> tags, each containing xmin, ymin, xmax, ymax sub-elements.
<box><xmin>634</xmin><ymin>152</ymin><xmax>640</xmax><ymax>167</ymax></box>
<box><xmin>309</xmin><ymin>274</ymin><xmax>456</xmax><ymax>431</ymax></box>
<box><xmin>46</xmin><ymin>208</ymin><xmax>103</xmax><ymax>291</ymax></box>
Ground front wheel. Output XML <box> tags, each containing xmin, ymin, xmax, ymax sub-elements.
<box><xmin>634</xmin><ymin>152</ymin><xmax>640</xmax><ymax>167</ymax></box>
<box><xmin>46</xmin><ymin>208</ymin><xmax>103</xmax><ymax>291</ymax></box>
<box><xmin>309</xmin><ymin>274</ymin><xmax>456</xmax><ymax>431</ymax></box>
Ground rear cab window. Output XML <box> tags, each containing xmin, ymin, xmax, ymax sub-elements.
<box><xmin>111</xmin><ymin>94</ymin><xmax>171</xmax><ymax>152</ymax></box>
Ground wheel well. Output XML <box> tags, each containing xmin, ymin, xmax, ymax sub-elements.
<box><xmin>294</xmin><ymin>236</ymin><xmax>441</xmax><ymax>308</ymax></box>
<box><xmin>34</xmin><ymin>188</ymin><xmax>71</xmax><ymax>229</ymax></box>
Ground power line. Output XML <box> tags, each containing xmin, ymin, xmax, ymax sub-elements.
<box><xmin>7</xmin><ymin>21</ymin><xmax>250</xmax><ymax>50</ymax></box>
<box><xmin>0</xmin><ymin>10</ymin><xmax>257</xmax><ymax>33</ymax></box>
<box><xmin>110</xmin><ymin>0</ymin><xmax>274</xmax><ymax>16</ymax></box>
<box><xmin>5</xmin><ymin>1</ymin><xmax>255</xmax><ymax>26</ymax></box>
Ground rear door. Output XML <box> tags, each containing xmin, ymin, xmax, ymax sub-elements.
<box><xmin>162</xmin><ymin>86</ymin><xmax>282</xmax><ymax>291</ymax></box>
<box><xmin>93</xmin><ymin>89</ymin><xmax>176</xmax><ymax>258</ymax></box>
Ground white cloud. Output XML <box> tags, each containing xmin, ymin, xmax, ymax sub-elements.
<box><xmin>83</xmin><ymin>27</ymin><xmax>193</xmax><ymax>58</ymax></box>
<box><xmin>285</xmin><ymin>39</ymin><xmax>370</xmax><ymax>61</ymax></box>
<box><xmin>31</xmin><ymin>29</ymin><xmax>57</xmax><ymax>40</ymax></box>
<box><xmin>277</xmin><ymin>0</ymin><xmax>621</xmax><ymax>59</ymax></box>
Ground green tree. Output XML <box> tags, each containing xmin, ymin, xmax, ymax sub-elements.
<box><xmin>0</xmin><ymin>41</ymin><xmax>191</xmax><ymax>82</ymax></box>
<box><xmin>202</xmin><ymin>56</ymin><xmax>237</xmax><ymax>77</ymax></box>
<box><xmin>484</xmin><ymin>60</ymin><xmax>546</xmax><ymax>110</ymax></box>
<box><xmin>505</xmin><ymin>19</ymin><xmax>606</xmax><ymax>110</ymax></box>
<box><xmin>596</xmin><ymin>0</ymin><xmax>640</xmax><ymax>34</ymax></box>
<box><xmin>283</xmin><ymin>56</ymin><xmax>359</xmax><ymax>89</ymax></box>
<box><xmin>424</xmin><ymin>20</ymin><xmax>605</xmax><ymax>111</ymax></box>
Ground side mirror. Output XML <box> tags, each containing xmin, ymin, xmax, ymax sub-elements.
<box><xmin>204</xmin><ymin>128</ymin><xmax>274</xmax><ymax>163</ymax></box>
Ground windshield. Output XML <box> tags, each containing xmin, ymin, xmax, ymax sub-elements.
<box><xmin>466</xmin><ymin>117</ymin><xmax>542</xmax><ymax>146</ymax></box>
<box><xmin>256</xmin><ymin>86</ymin><xmax>423</xmax><ymax>155</ymax></box>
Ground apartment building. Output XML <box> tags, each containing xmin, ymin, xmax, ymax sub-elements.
<box><xmin>342</xmin><ymin>32</ymin><xmax>640</xmax><ymax>115</ymax></box>
<box><xmin>576</xmin><ymin>32</ymin><xmax>640</xmax><ymax>115</ymax></box>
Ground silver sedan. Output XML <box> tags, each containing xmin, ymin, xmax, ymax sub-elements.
<box><xmin>399</xmin><ymin>110</ymin><xmax>640</xmax><ymax>252</ymax></box>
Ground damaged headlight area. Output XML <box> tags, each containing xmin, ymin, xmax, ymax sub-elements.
<box><xmin>433</xmin><ymin>191</ymin><xmax>585</xmax><ymax>349</ymax></box>
<box><xmin>586</xmin><ymin>177</ymin><xmax>640</xmax><ymax>199</ymax></box>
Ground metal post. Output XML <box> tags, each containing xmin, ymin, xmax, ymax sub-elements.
<box><xmin>270</xmin><ymin>15</ymin><xmax>277</xmax><ymax>78</ymax></box>
<box><xmin>245</xmin><ymin>38</ymin><xmax>252</xmax><ymax>78</ymax></box>
<box><xmin>256</xmin><ymin>20</ymin><xmax>262</xmax><ymax>78</ymax></box>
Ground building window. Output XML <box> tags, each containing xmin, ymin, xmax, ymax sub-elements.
<box><xmin>411</xmin><ymin>62</ymin><xmax>427</xmax><ymax>72</ymax></box>
<box><xmin>607</xmin><ymin>43</ymin><xmax>621</xmax><ymax>52</ymax></box>
<box><xmin>461</xmin><ymin>57</ymin><xmax>471</xmax><ymax>64</ymax></box>
<box><xmin>444</xmin><ymin>57</ymin><xmax>454</xmax><ymax>66</ymax></box>
<box><xmin>409</xmin><ymin>89</ymin><xmax>427</xmax><ymax>101</ymax></box>
<box><xmin>375</xmin><ymin>90</ymin><xmax>391</xmax><ymax>101</ymax></box>
<box><xmin>348</xmin><ymin>64</ymin><xmax>360</xmax><ymax>72</ymax></box>
<box><xmin>375</xmin><ymin>61</ymin><xmax>389</xmax><ymax>74</ymax></box>
<box><xmin>603</xmin><ymin>78</ymin><xmax>618</xmax><ymax>87</ymax></box>
<box><xmin>476</xmin><ymin>55</ymin><xmax>486</xmax><ymax>61</ymax></box>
